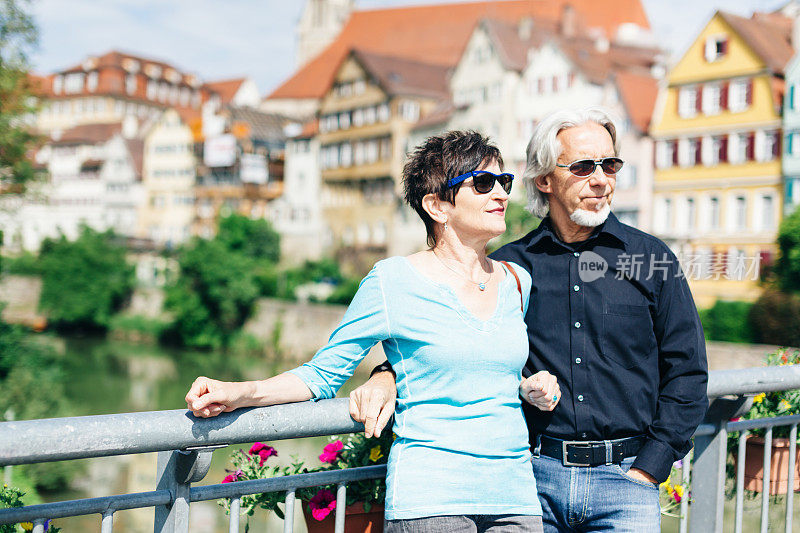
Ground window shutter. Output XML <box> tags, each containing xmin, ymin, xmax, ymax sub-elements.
<box><xmin>747</xmin><ymin>132</ymin><xmax>755</xmax><ymax>160</ymax></box>
<box><xmin>774</xmin><ymin>131</ymin><xmax>782</xmax><ymax>158</ymax></box>
<box><xmin>721</xmin><ymin>39</ymin><xmax>729</xmax><ymax>55</ymax></box>
<box><xmin>791</xmin><ymin>85</ymin><xmax>795</xmax><ymax>110</ymax></box>
<box><xmin>695</xmin><ymin>138</ymin><xmax>703</xmax><ymax>165</ymax></box>
<box><xmin>696</xmin><ymin>85</ymin><xmax>703</xmax><ymax>113</ymax></box>
<box><xmin>745</xmin><ymin>79</ymin><xmax>753</xmax><ymax>106</ymax></box>
<box><xmin>720</xmin><ymin>82</ymin><xmax>729</xmax><ymax>110</ymax></box>
<box><xmin>720</xmin><ymin>136</ymin><xmax>728</xmax><ymax>162</ymax></box>
<box><xmin>672</xmin><ymin>140</ymin><xmax>679</xmax><ymax>165</ymax></box>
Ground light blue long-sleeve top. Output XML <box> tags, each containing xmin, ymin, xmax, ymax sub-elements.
<box><xmin>288</xmin><ymin>256</ymin><xmax>542</xmax><ymax>520</ymax></box>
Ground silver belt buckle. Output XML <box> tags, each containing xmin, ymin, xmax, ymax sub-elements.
<box><xmin>562</xmin><ymin>440</ymin><xmax>592</xmax><ymax>467</ymax></box>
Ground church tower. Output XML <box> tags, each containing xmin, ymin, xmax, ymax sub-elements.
<box><xmin>296</xmin><ymin>0</ymin><xmax>355</xmax><ymax>67</ymax></box>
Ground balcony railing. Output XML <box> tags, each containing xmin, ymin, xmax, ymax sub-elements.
<box><xmin>1</xmin><ymin>366</ymin><xmax>800</xmax><ymax>532</ymax></box>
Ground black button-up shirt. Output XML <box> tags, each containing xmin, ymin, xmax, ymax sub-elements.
<box><xmin>490</xmin><ymin>213</ymin><xmax>708</xmax><ymax>482</ymax></box>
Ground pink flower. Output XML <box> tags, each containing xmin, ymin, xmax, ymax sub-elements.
<box><xmin>222</xmin><ymin>469</ymin><xmax>243</xmax><ymax>483</ymax></box>
<box><xmin>672</xmin><ymin>492</ymin><xmax>682</xmax><ymax>503</ymax></box>
<box><xmin>308</xmin><ymin>489</ymin><xmax>337</xmax><ymax>521</ymax></box>
<box><xmin>319</xmin><ymin>440</ymin><xmax>343</xmax><ymax>464</ymax></box>
<box><xmin>249</xmin><ymin>442</ymin><xmax>278</xmax><ymax>466</ymax></box>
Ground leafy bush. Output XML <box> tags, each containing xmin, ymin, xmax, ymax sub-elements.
<box><xmin>216</xmin><ymin>213</ymin><xmax>280</xmax><ymax>263</ymax></box>
<box><xmin>1</xmin><ymin>251</ymin><xmax>40</xmax><ymax>275</ymax></box>
<box><xmin>0</xmin><ymin>313</ymin><xmax>80</xmax><ymax>492</ymax></box>
<box><xmin>749</xmin><ymin>289</ymin><xmax>800</xmax><ymax>347</ymax></box>
<box><xmin>108</xmin><ymin>314</ymin><xmax>169</xmax><ymax>338</ymax></box>
<box><xmin>699</xmin><ymin>300</ymin><xmax>756</xmax><ymax>343</ymax></box>
<box><xmin>164</xmin><ymin>238</ymin><xmax>260</xmax><ymax>349</ymax></box>
<box><xmin>37</xmin><ymin>227</ymin><xmax>134</xmax><ymax>331</ymax></box>
<box><xmin>775</xmin><ymin>206</ymin><xmax>800</xmax><ymax>293</ymax></box>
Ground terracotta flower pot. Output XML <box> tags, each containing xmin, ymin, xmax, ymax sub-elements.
<box><xmin>304</xmin><ymin>502</ymin><xmax>384</xmax><ymax>533</ymax></box>
<box><xmin>740</xmin><ymin>436</ymin><xmax>800</xmax><ymax>495</ymax></box>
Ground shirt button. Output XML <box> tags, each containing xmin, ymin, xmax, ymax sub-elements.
<box><xmin>577</xmin><ymin>395</ymin><xmax>584</xmax><ymax>402</ymax></box>
<box><xmin>581</xmin><ymin>432</ymin><xmax>588</xmax><ymax>438</ymax></box>
<box><xmin>573</xmin><ymin>285</ymin><xmax>580</xmax><ymax>292</ymax></box>
<box><xmin>575</xmin><ymin>357</ymin><xmax>582</xmax><ymax>364</ymax></box>
<box><xmin>574</xmin><ymin>321</ymin><xmax>581</xmax><ymax>328</ymax></box>
<box><xmin>573</xmin><ymin>252</ymin><xmax>580</xmax><ymax>257</ymax></box>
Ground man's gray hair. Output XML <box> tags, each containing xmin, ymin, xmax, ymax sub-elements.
<box><xmin>523</xmin><ymin>107</ymin><xmax>620</xmax><ymax>218</ymax></box>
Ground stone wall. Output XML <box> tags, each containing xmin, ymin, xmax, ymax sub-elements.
<box><xmin>0</xmin><ymin>274</ymin><xmax>43</xmax><ymax>326</ymax></box>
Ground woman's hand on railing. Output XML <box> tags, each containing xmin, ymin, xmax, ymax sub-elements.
<box><xmin>185</xmin><ymin>376</ymin><xmax>256</xmax><ymax>418</ymax></box>
<box><xmin>349</xmin><ymin>371</ymin><xmax>397</xmax><ymax>438</ymax></box>
<box><xmin>520</xmin><ymin>371</ymin><xmax>561</xmax><ymax>411</ymax></box>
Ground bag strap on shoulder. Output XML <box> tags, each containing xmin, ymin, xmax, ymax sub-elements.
<box><xmin>499</xmin><ymin>260</ymin><xmax>524</xmax><ymax>314</ymax></box>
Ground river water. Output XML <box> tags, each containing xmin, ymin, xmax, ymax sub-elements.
<box><xmin>31</xmin><ymin>335</ymin><xmax>376</xmax><ymax>533</ymax></box>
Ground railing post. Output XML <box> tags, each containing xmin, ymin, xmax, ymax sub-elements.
<box><xmin>689</xmin><ymin>396</ymin><xmax>748</xmax><ymax>533</ymax></box>
<box><xmin>153</xmin><ymin>447</ymin><xmax>215</xmax><ymax>533</ymax></box>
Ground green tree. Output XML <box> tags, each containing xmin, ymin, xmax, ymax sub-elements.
<box><xmin>775</xmin><ymin>207</ymin><xmax>800</xmax><ymax>293</ymax></box>
<box><xmin>37</xmin><ymin>227</ymin><xmax>135</xmax><ymax>331</ymax></box>
<box><xmin>216</xmin><ymin>213</ymin><xmax>281</xmax><ymax>263</ymax></box>
<box><xmin>164</xmin><ymin>238</ymin><xmax>260</xmax><ymax>349</ymax></box>
<box><xmin>0</xmin><ymin>0</ymin><xmax>40</xmax><ymax>189</ymax></box>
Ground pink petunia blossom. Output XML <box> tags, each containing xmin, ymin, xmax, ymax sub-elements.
<box><xmin>222</xmin><ymin>469</ymin><xmax>243</xmax><ymax>483</ymax></box>
<box><xmin>308</xmin><ymin>489</ymin><xmax>337</xmax><ymax>521</ymax></box>
<box><xmin>249</xmin><ymin>442</ymin><xmax>267</xmax><ymax>455</ymax></box>
<box><xmin>319</xmin><ymin>440</ymin><xmax>344</xmax><ymax>464</ymax></box>
<box><xmin>257</xmin><ymin>446</ymin><xmax>278</xmax><ymax>466</ymax></box>
<box><xmin>673</xmin><ymin>492</ymin><xmax>682</xmax><ymax>503</ymax></box>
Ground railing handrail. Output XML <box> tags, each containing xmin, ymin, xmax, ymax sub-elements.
<box><xmin>0</xmin><ymin>398</ymin><xmax>361</xmax><ymax>466</ymax></box>
<box><xmin>3</xmin><ymin>365</ymin><xmax>800</xmax><ymax>467</ymax></box>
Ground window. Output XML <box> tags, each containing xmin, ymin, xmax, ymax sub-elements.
<box><xmin>340</xmin><ymin>143</ymin><xmax>352</xmax><ymax>167</ymax></box>
<box><xmin>689</xmin><ymin>138</ymin><xmax>702</xmax><ymax>165</ymax></box>
<box><xmin>711</xmin><ymin>135</ymin><xmax>727</xmax><ymax>164</ymax></box>
<box><xmin>664</xmin><ymin>198</ymin><xmax>673</xmax><ymax>230</ymax></box>
<box><xmin>380</xmin><ymin>137</ymin><xmax>391</xmax><ymax>160</ymax></box>
<box><xmin>353</xmin><ymin>109</ymin><xmax>364</xmax><ymax>127</ymax></box>
<box><xmin>377</xmin><ymin>104</ymin><xmax>390</xmax><ymax>122</ymax></box>
<box><xmin>703</xmin><ymin>84</ymin><xmax>721</xmax><ymax>115</ymax></box>
<box><xmin>126</xmin><ymin>74</ymin><xmax>137</xmax><ymax>95</ymax></box>
<box><xmin>729</xmin><ymin>78</ymin><xmax>751</xmax><ymax>112</ymax></box>
<box><xmin>146</xmin><ymin>80</ymin><xmax>157</xmax><ymax>100</ymax></box>
<box><xmin>53</xmin><ymin>75</ymin><xmax>63</xmax><ymax>94</ymax></box>
<box><xmin>735</xmin><ymin>195</ymin><xmax>747</xmax><ymax>230</ymax></box>
<box><xmin>338</xmin><ymin>112</ymin><xmax>350</xmax><ymax>129</ymax></box>
<box><xmin>364</xmin><ymin>106</ymin><xmax>376</xmax><ymax>124</ymax></box>
<box><xmin>399</xmin><ymin>101</ymin><xmax>420</xmax><ymax>122</ymax></box>
<box><xmin>732</xmin><ymin>133</ymin><xmax>749</xmax><ymax>163</ymax></box>
<box><xmin>709</xmin><ymin>196</ymin><xmax>720</xmax><ymax>229</ymax></box>
<box><xmin>761</xmin><ymin>195</ymin><xmax>774</xmax><ymax>230</ymax></box>
<box><xmin>354</xmin><ymin>79</ymin><xmax>366</xmax><ymax>95</ymax></box>
<box><xmin>490</xmin><ymin>82</ymin><xmax>502</xmax><ymax>101</ymax></box>
<box><xmin>678</xmin><ymin>86</ymin><xmax>698</xmax><ymax>118</ymax></box>
<box><xmin>764</xmin><ymin>131</ymin><xmax>780</xmax><ymax>160</ymax></box>
<box><xmin>704</xmin><ymin>35</ymin><xmax>728</xmax><ymax>62</ymax></box>
<box><xmin>64</xmin><ymin>73</ymin><xmax>85</xmax><ymax>93</ymax></box>
<box><xmin>687</xmin><ymin>198</ymin><xmax>696</xmax><ymax>230</ymax></box>
<box><xmin>87</xmin><ymin>72</ymin><xmax>98</xmax><ymax>92</ymax></box>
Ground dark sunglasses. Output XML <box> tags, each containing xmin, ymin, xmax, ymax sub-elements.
<box><xmin>447</xmin><ymin>170</ymin><xmax>514</xmax><ymax>194</ymax></box>
<box><xmin>556</xmin><ymin>157</ymin><xmax>624</xmax><ymax>177</ymax></box>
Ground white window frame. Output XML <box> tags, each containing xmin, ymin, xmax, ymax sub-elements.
<box><xmin>702</xmin><ymin>83</ymin><xmax>721</xmax><ymax>115</ymax></box>
<box><xmin>678</xmin><ymin>86</ymin><xmax>698</xmax><ymax>118</ymax></box>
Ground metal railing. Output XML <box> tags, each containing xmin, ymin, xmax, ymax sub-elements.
<box><xmin>1</xmin><ymin>366</ymin><xmax>800</xmax><ymax>532</ymax></box>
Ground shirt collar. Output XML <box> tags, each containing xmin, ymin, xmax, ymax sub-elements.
<box><xmin>526</xmin><ymin>211</ymin><xmax>628</xmax><ymax>251</ymax></box>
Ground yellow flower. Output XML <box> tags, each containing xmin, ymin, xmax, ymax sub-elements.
<box><xmin>660</xmin><ymin>476</ymin><xmax>671</xmax><ymax>488</ymax></box>
<box><xmin>754</xmin><ymin>393</ymin><xmax>766</xmax><ymax>404</ymax></box>
<box><xmin>369</xmin><ymin>445</ymin><xmax>383</xmax><ymax>462</ymax></box>
<box><xmin>674</xmin><ymin>485</ymin><xmax>685</xmax><ymax>497</ymax></box>
<box><xmin>779</xmin><ymin>399</ymin><xmax>792</xmax><ymax>411</ymax></box>
<box><xmin>21</xmin><ymin>523</ymin><xmax>33</xmax><ymax>532</ymax></box>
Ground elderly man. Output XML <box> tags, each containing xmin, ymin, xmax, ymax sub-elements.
<box><xmin>352</xmin><ymin>107</ymin><xmax>708</xmax><ymax>532</ymax></box>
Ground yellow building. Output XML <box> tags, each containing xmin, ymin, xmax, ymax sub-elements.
<box><xmin>317</xmin><ymin>49</ymin><xmax>448</xmax><ymax>270</ymax></box>
<box><xmin>649</xmin><ymin>10</ymin><xmax>794</xmax><ymax>307</ymax></box>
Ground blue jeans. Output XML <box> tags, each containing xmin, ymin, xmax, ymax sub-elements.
<box><xmin>532</xmin><ymin>454</ymin><xmax>660</xmax><ymax>532</ymax></box>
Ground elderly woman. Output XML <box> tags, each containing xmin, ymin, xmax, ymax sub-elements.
<box><xmin>185</xmin><ymin>131</ymin><xmax>560</xmax><ymax>533</ymax></box>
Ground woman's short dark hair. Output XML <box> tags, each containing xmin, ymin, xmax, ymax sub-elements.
<box><xmin>403</xmin><ymin>130</ymin><xmax>503</xmax><ymax>247</ymax></box>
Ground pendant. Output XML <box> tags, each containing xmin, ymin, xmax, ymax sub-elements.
<box><xmin>478</xmin><ymin>283</ymin><xmax>486</xmax><ymax>291</ymax></box>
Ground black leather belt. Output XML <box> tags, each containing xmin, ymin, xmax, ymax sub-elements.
<box><xmin>537</xmin><ymin>435</ymin><xmax>646</xmax><ymax>467</ymax></box>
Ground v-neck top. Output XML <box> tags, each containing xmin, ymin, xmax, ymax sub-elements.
<box><xmin>288</xmin><ymin>256</ymin><xmax>541</xmax><ymax>519</ymax></box>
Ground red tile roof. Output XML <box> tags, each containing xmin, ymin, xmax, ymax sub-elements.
<box><xmin>51</xmin><ymin>122</ymin><xmax>123</xmax><ymax>145</ymax></box>
<box><xmin>614</xmin><ymin>71</ymin><xmax>659</xmax><ymax>132</ymax></box>
<box><xmin>204</xmin><ymin>78</ymin><xmax>247</xmax><ymax>105</ymax></box>
<box><xmin>352</xmin><ymin>49</ymin><xmax>450</xmax><ymax>99</ymax></box>
<box><xmin>268</xmin><ymin>0</ymin><xmax>650</xmax><ymax>100</ymax></box>
<box><xmin>718</xmin><ymin>11</ymin><xmax>793</xmax><ymax>74</ymax></box>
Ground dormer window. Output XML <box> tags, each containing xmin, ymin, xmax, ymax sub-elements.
<box><xmin>704</xmin><ymin>35</ymin><xmax>728</xmax><ymax>62</ymax></box>
<box><xmin>87</xmin><ymin>72</ymin><xmax>98</xmax><ymax>92</ymax></box>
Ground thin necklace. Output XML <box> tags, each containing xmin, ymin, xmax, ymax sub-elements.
<box><xmin>432</xmin><ymin>250</ymin><xmax>492</xmax><ymax>291</ymax></box>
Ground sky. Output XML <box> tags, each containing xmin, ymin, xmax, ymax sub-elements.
<box><xmin>29</xmin><ymin>0</ymin><xmax>790</xmax><ymax>97</ymax></box>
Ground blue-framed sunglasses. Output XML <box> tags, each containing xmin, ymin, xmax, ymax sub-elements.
<box><xmin>447</xmin><ymin>170</ymin><xmax>514</xmax><ymax>194</ymax></box>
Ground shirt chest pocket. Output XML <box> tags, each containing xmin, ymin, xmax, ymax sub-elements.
<box><xmin>601</xmin><ymin>303</ymin><xmax>656</xmax><ymax>369</ymax></box>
